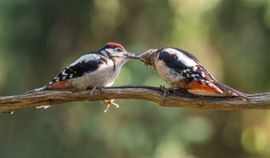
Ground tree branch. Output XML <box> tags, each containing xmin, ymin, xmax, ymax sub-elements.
<box><xmin>0</xmin><ymin>85</ymin><xmax>270</xmax><ymax>113</ymax></box>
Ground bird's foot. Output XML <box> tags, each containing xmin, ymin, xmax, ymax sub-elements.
<box><xmin>159</xmin><ymin>85</ymin><xmax>170</xmax><ymax>104</ymax></box>
<box><xmin>90</xmin><ymin>86</ymin><xmax>104</xmax><ymax>95</ymax></box>
<box><xmin>102</xmin><ymin>99</ymin><xmax>119</xmax><ymax>113</ymax></box>
<box><xmin>167</xmin><ymin>87</ymin><xmax>186</xmax><ymax>93</ymax></box>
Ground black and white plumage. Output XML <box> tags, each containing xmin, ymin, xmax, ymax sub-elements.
<box><xmin>138</xmin><ymin>48</ymin><xmax>247</xmax><ymax>98</ymax></box>
<box><xmin>33</xmin><ymin>42</ymin><xmax>135</xmax><ymax>91</ymax></box>
<box><xmin>29</xmin><ymin>42</ymin><xmax>135</xmax><ymax>112</ymax></box>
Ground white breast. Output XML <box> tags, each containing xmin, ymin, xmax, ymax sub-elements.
<box><xmin>69</xmin><ymin>59</ymin><xmax>125</xmax><ymax>90</ymax></box>
<box><xmin>154</xmin><ymin>59</ymin><xmax>184</xmax><ymax>87</ymax></box>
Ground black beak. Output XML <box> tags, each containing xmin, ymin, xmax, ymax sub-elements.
<box><xmin>125</xmin><ymin>52</ymin><xmax>141</xmax><ymax>59</ymax></box>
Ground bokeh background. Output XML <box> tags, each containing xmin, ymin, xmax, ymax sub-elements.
<box><xmin>1</xmin><ymin>0</ymin><xmax>270</xmax><ymax>157</ymax></box>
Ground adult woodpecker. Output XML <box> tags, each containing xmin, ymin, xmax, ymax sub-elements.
<box><xmin>29</xmin><ymin>42</ymin><xmax>135</xmax><ymax>112</ymax></box>
<box><xmin>137</xmin><ymin>48</ymin><xmax>247</xmax><ymax>98</ymax></box>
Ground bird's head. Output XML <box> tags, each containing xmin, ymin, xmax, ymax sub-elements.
<box><xmin>100</xmin><ymin>42</ymin><xmax>136</xmax><ymax>60</ymax></box>
<box><xmin>137</xmin><ymin>49</ymin><xmax>158</xmax><ymax>68</ymax></box>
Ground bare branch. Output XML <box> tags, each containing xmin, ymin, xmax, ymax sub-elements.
<box><xmin>0</xmin><ymin>85</ymin><xmax>270</xmax><ymax>113</ymax></box>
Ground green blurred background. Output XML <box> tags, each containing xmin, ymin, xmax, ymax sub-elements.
<box><xmin>1</xmin><ymin>0</ymin><xmax>270</xmax><ymax>157</ymax></box>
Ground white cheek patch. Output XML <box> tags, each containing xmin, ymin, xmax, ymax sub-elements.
<box><xmin>164</xmin><ymin>48</ymin><xmax>197</xmax><ymax>67</ymax></box>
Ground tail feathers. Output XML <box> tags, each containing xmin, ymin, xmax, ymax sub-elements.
<box><xmin>25</xmin><ymin>86</ymin><xmax>48</xmax><ymax>94</ymax></box>
<box><xmin>213</xmin><ymin>82</ymin><xmax>247</xmax><ymax>98</ymax></box>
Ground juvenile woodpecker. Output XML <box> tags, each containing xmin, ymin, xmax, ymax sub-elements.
<box><xmin>138</xmin><ymin>48</ymin><xmax>247</xmax><ymax>98</ymax></box>
<box><xmin>30</xmin><ymin>42</ymin><xmax>135</xmax><ymax>112</ymax></box>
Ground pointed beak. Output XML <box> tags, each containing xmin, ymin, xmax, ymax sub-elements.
<box><xmin>124</xmin><ymin>52</ymin><xmax>141</xmax><ymax>59</ymax></box>
<box><xmin>136</xmin><ymin>49</ymin><xmax>158</xmax><ymax>67</ymax></box>
<box><xmin>137</xmin><ymin>54</ymin><xmax>147</xmax><ymax>64</ymax></box>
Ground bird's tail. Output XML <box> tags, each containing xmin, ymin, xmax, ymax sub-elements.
<box><xmin>25</xmin><ymin>86</ymin><xmax>48</xmax><ymax>94</ymax></box>
<box><xmin>213</xmin><ymin>82</ymin><xmax>248</xmax><ymax>99</ymax></box>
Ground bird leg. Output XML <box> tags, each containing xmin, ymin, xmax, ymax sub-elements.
<box><xmin>168</xmin><ymin>87</ymin><xmax>187</xmax><ymax>94</ymax></box>
<box><xmin>159</xmin><ymin>85</ymin><xmax>170</xmax><ymax>104</ymax></box>
<box><xmin>159</xmin><ymin>86</ymin><xmax>187</xmax><ymax>103</ymax></box>
<box><xmin>89</xmin><ymin>86</ymin><xmax>104</xmax><ymax>95</ymax></box>
<box><xmin>102</xmin><ymin>99</ymin><xmax>119</xmax><ymax>113</ymax></box>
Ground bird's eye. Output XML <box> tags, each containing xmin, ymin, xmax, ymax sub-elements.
<box><xmin>115</xmin><ymin>48</ymin><xmax>123</xmax><ymax>52</ymax></box>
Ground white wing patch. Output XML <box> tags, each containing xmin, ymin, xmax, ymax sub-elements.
<box><xmin>70</xmin><ymin>54</ymin><xmax>101</xmax><ymax>67</ymax></box>
<box><xmin>164</xmin><ymin>48</ymin><xmax>197</xmax><ymax>67</ymax></box>
<box><xmin>69</xmin><ymin>57</ymin><xmax>121</xmax><ymax>89</ymax></box>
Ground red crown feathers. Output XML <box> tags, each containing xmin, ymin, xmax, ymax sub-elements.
<box><xmin>106</xmin><ymin>42</ymin><xmax>125</xmax><ymax>49</ymax></box>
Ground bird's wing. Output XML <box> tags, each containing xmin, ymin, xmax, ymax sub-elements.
<box><xmin>158</xmin><ymin>50</ymin><xmax>246</xmax><ymax>97</ymax></box>
<box><xmin>174</xmin><ymin>48</ymin><xmax>200</xmax><ymax>62</ymax></box>
<box><xmin>48</xmin><ymin>53</ymin><xmax>107</xmax><ymax>85</ymax></box>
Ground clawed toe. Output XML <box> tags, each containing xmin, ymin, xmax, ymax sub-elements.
<box><xmin>102</xmin><ymin>99</ymin><xmax>119</xmax><ymax>113</ymax></box>
<box><xmin>159</xmin><ymin>85</ymin><xmax>170</xmax><ymax>103</ymax></box>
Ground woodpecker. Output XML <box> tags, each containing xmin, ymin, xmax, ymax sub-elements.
<box><xmin>29</xmin><ymin>42</ymin><xmax>135</xmax><ymax>112</ymax></box>
<box><xmin>138</xmin><ymin>48</ymin><xmax>247</xmax><ymax>98</ymax></box>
